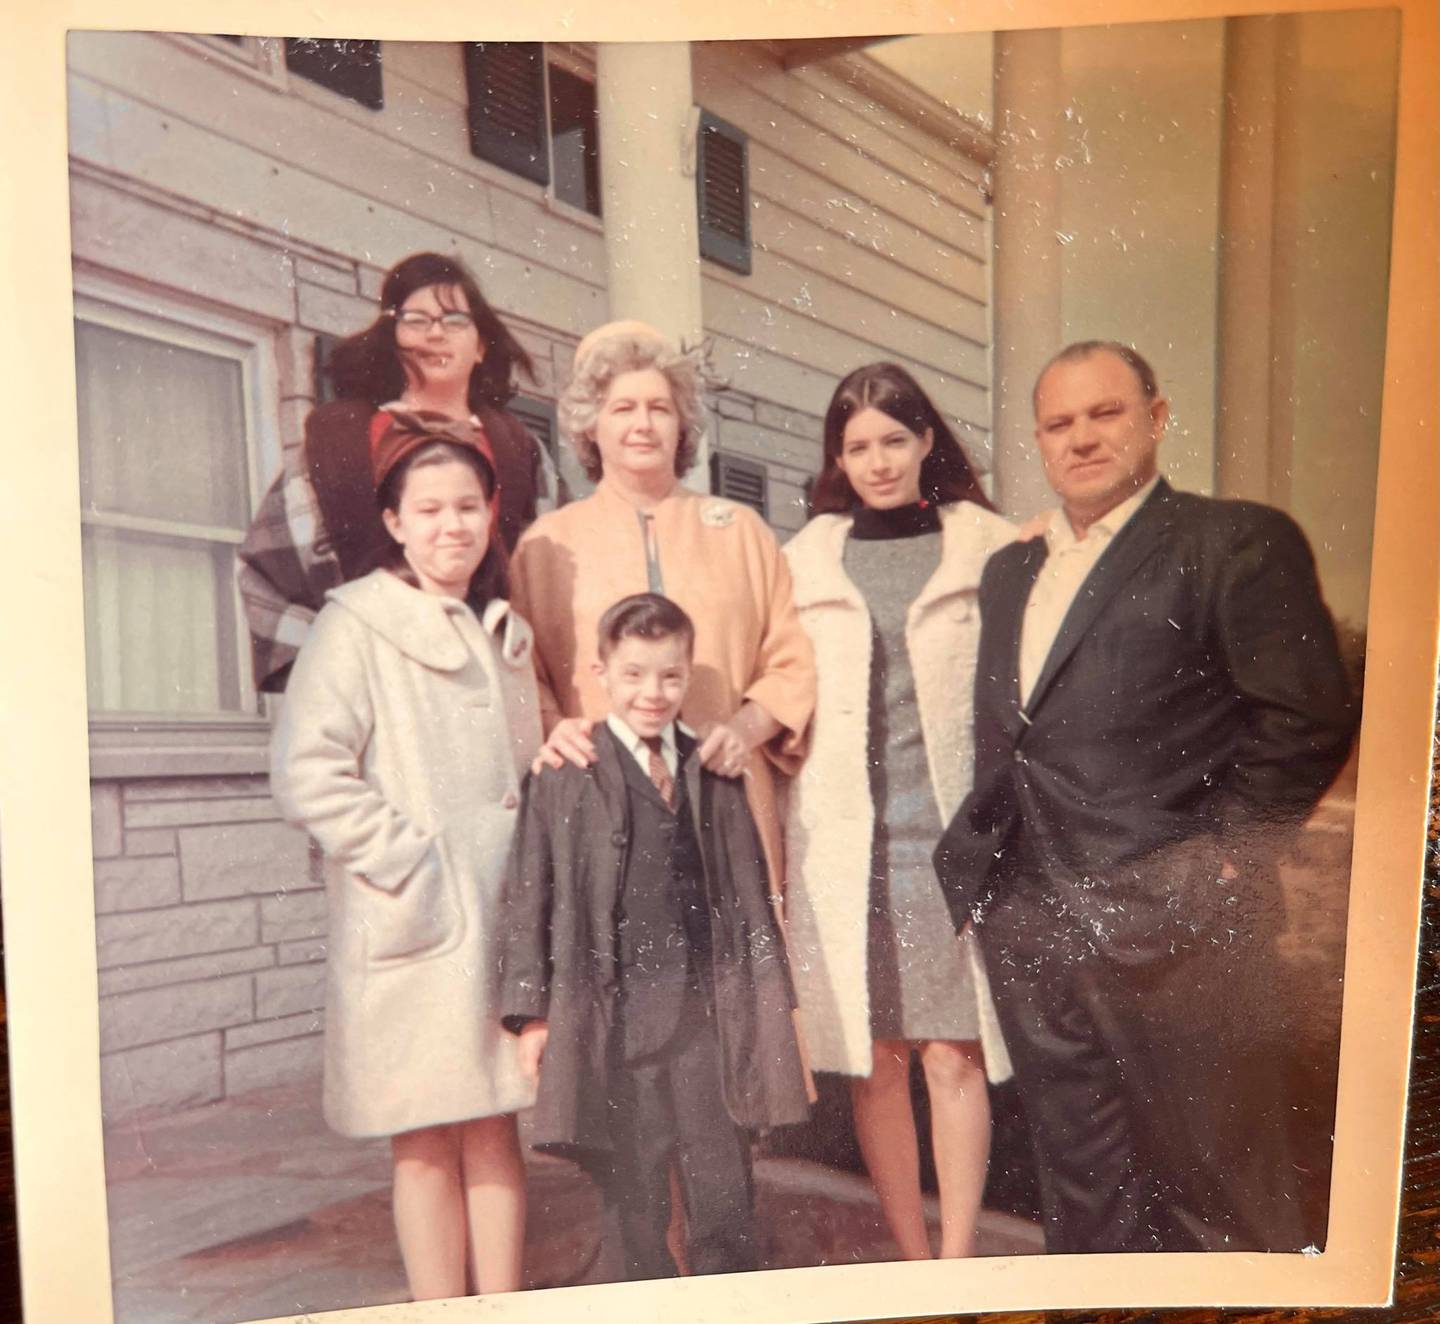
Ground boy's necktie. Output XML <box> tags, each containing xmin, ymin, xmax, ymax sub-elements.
<box><xmin>642</xmin><ymin>736</ymin><xmax>675</xmax><ymax>810</ymax></box>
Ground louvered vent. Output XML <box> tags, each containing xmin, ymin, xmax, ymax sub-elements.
<box><xmin>712</xmin><ymin>453</ymin><xmax>768</xmax><ymax>519</ymax></box>
<box><xmin>697</xmin><ymin>111</ymin><xmax>752</xmax><ymax>275</ymax></box>
<box><xmin>463</xmin><ymin>44</ymin><xmax>550</xmax><ymax>185</ymax></box>
<box><xmin>284</xmin><ymin>39</ymin><xmax>383</xmax><ymax>110</ymax></box>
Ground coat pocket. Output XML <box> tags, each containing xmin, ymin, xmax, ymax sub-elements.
<box><xmin>355</xmin><ymin>838</ymin><xmax>463</xmax><ymax>966</ymax></box>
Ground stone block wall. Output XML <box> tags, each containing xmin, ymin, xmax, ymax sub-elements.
<box><xmin>91</xmin><ymin>775</ymin><xmax>323</xmax><ymax>1121</ymax></box>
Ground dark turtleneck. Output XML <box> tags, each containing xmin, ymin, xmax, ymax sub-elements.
<box><xmin>850</xmin><ymin>500</ymin><xmax>942</xmax><ymax>541</ymax></box>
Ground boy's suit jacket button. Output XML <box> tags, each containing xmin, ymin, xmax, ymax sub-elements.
<box><xmin>1013</xmin><ymin>749</ymin><xmax>1025</xmax><ymax>763</ymax></box>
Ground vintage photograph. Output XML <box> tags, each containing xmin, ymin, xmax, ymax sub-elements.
<box><xmin>23</xmin><ymin>3</ymin><xmax>1424</xmax><ymax>1321</ymax></box>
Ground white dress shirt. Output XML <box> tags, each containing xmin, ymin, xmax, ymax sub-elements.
<box><xmin>1018</xmin><ymin>477</ymin><xmax>1161</xmax><ymax>708</ymax></box>
<box><xmin>607</xmin><ymin>713</ymin><xmax>680</xmax><ymax>778</ymax></box>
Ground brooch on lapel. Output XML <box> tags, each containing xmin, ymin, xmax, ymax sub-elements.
<box><xmin>700</xmin><ymin>500</ymin><xmax>737</xmax><ymax>528</ymax></box>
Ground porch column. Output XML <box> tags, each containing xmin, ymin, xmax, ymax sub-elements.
<box><xmin>594</xmin><ymin>41</ymin><xmax>708</xmax><ymax>481</ymax></box>
<box><xmin>990</xmin><ymin>28</ymin><xmax>1065</xmax><ymax>519</ymax></box>
<box><xmin>1215</xmin><ymin>15</ymin><xmax>1283</xmax><ymax>503</ymax></box>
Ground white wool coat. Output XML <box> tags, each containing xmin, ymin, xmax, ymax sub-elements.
<box><xmin>270</xmin><ymin>569</ymin><xmax>541</xmax><ymax>1138</ymax></box>
<box><xmin>782</xmin><ymin>503</ymin><xmax>1016</xmax><ymax>1081</ymax></box>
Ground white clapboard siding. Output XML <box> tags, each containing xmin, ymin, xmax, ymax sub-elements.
<box><xmin>787</xmin><ymin>59</ymin><xmax>991</xmax><ymax>190</ymax></box>
<box><xmin>67</xmin><ymin>34</ymin><xmax>608</xmax><ymax>336</ymax></box>
<box><xmin>691</xmin><ymin>42</ymin><xmax>992</xmax><ymax>451</ymax></box>
<box><xmin>699</xmin><ymin>44</ymin><xmax>989</xmax><ymax>219</ymax></box>
<box><xmin>702</xmin><ymin>277</ymin><xmax>990</xmax><ymax>424</ymax></box>
<box><xmin>754</xmin><ymin>203</ymin><xmax>988</xmax><ymax>344</ymax></box>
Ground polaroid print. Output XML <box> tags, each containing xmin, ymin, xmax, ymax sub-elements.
<box><xmin>1</xmin><ymin>0</ymin><xmax>1437</xmax><ymax>1322</ymax></box>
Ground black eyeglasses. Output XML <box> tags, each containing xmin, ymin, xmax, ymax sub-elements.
<box><xmin>388</xmin><ymin>309</ymin><xmax>476</xmax><ymax>333</ymax></box>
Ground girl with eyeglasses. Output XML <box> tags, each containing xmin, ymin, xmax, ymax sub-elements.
<box><xmin>239</xmin><ymin>251</ymin><xmax>555</xmax><ymax>694</ymax></box>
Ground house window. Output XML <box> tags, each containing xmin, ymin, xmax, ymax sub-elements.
<box><xmin>284</xmin><ymin>38</ymin><xmax>383</xmax><ymax>110</ymax></box>
<box><xmin>74</xmin><ymin>297</ymin><xmax>273</xmax><ymax>720</ymax></box>
<box><xmin>697</xmin><ymin>110</ymin><xmax>752</xmax><ymax>275</ymax></box>
<box><xmin>463</xmin><ymin>44</ymin><xmax>601</xmax><ymax>217</ymax></box>
<box><xmin>712</xmin><ymin>452</ymin><xmax>768</xmax><ymax>519</ymax></box>
<box><xmin>548</xmin><ymin>65</ymin><xmax>602</xmax><ymax>216</ymax></box>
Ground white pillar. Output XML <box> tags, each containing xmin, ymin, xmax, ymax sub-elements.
<box><xmin>990</xmin><ymin>29</ymin><xmax>1065</xmax><ymax>519</ymax></box>
<box><xmin>594</xmin><ymin>42</ymin><xmax>708</xmax><ymax>482</ymax></box>
<box><xmin>1215</xmin><ymin>16</ymin><xmax>1280</xmax><ymax>503</ymax></box>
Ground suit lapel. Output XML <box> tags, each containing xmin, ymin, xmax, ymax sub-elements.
<box><xmin>1023</xmin><ymin>481</ymin><xmax>1174</xmax><ymax>716</ymax></box>
<box><xmin>589</xmin><ymin>726</ymin><xmax>631</xmax><ymax>916</ymax></box>
<box><xmin>677</xmin><ymin>729</ymin><xmax>705</xmax><ymax>845</ymax></box>
<box><xmin>989</xmin><ymin>539</ymin><xmax>1048</xmax><ymax>742</ymax></box>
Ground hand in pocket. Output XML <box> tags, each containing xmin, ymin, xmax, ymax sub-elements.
<box><xmin>359</xmin><ymin>841</ymin><xmax>459</xmax><ymax>964</ymax></box>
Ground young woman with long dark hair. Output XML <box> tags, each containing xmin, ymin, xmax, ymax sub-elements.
<box><xmin>239</xmin><ymin>251</ymin><xmax>549</xmax><ymax>692</ymax></box>
<box><xmin>783</xmin><ymin>362</ymin><xmax>1016</xmax><ymax>1259</ymax></box>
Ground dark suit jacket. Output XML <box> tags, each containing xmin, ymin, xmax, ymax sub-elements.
<box><xmin>934</xmin><ymin>479</ymin><xmax>1356</xmax><ymax>957</ymax></box>
<box><xmin>499</xmin><ymin>725</ymin><xmax>810</xmax><ymax>1165</ymax></box>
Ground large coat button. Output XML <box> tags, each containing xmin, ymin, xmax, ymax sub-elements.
<box><xmin>611</xmin><ymin>831</ymin><xmax>627</xmax><ymax>848</ymax></box>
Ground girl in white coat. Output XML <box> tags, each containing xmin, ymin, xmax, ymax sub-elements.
<box><xmin>271</xmin><ymin>414</ymin><xmax>540</xmax><ymax>1300</ymax></box>
<box><xmin>784</xmin><ymin>363</ymin><xmax>1015</xmax><ymax>1259</ymax></box>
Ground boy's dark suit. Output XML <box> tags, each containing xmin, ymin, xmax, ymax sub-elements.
<box><xmin>934</xmin><ymin>479</ymin><xmax>1356</xmax><ymax>1253</ymax></box>
<box><xmin>501</xmin><ymin>723</ymin><xmax>809</xmax><ymax>1278</ymax></box>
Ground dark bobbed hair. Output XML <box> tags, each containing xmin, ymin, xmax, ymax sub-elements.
<box><xmin>377</xmin><ymin>440</ymin><xmax>509</xmax><ymax>606</ymax></box>
<box><xmin>596</xmin><ymin>593</ymin><xmax>696</xmax><ymax>662</ymax></box>
<box><xmin>1033</xmin><ymin>340</ymin><xmax>1160</xmax><ymax>409</ymax></box>
<box><xmin>326</xmin><ymin>252</ymin><xmax>534</xmax><ymax>410</ymax></box>
<box><xmin>809</xmin><ymin>362</ymin><xmax>994</xmax><ymax>517</ymax></box>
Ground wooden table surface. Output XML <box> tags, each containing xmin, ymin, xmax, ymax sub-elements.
<box><xmin>0</xmin><ymin>744</ymin><xmax>1434</xmax><ymax>1323</ymax></box>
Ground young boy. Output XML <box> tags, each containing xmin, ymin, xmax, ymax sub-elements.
<box><xmin>500</xmin><ymin>592</ymin><xmax>809</xmax><ymax>1279</ymax></box>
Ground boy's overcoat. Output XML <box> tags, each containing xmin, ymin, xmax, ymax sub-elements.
<box><xmin>499</xmin><ymin>725</ymin><xmax>810</xmax><ymax>1165</ymax></box>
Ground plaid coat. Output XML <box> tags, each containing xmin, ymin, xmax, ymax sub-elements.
<box><xmin>238</xmin><ymin>399</ymin><xmax>555</xmax><ymax>692</ymax></box>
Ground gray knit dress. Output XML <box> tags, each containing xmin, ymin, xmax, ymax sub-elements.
<box><xmin>843</xmin><ymin>507</ymin><xmax>982</xmax><ymax>1042</ymax></box>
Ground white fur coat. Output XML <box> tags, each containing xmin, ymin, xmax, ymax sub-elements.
<box><xmin>782</xmin><ymin>503</ymin><xmax>1016</xmax><ymax>1080</ymax></box>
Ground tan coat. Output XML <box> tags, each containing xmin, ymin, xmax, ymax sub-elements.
<box><xmin>270</xmin><ymin>569</ymin><xmax>541</xmax><ymax>1138</ymax></box>
<box><xmin>509</xmin><ymin>480</ymin><xmax>816</xmax><ymax>886</ymax></box>
<box><xmin>782</xmin><ymin>503</ymin><xmax>1016</xmax><ymax>1080</ymax></box>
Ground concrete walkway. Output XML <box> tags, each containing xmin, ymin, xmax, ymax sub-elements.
<box><xmin>100</xmin><ymin>774</ymin><xmax>1352</xmax><ymax>1324</ymax></box>
<box><xmin>103</xmin><ymin>1079</ymin><xmax>1043</xmax><ymax>1324</ymax></box>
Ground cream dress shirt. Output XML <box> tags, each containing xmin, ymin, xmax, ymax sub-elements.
<box><xmin>1018</xmin><ymin>476</ymin><xmax>1161</xmax><ymax>708</ymax></box>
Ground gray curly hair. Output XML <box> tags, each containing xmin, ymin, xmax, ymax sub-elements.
<box><xmin>558</xmin><ymin>331</ymin><xmax>708</xmax><ymax>482</ymax></box>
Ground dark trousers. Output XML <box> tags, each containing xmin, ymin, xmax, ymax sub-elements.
<box><xmin>603</xmin><ymin>989</ymin><xmax>757</xmax><ymax>1279</ymax></box>
<box><xmin>981</xmin><ymin>881</ymin><xmax>1315</xmax><ymax>1254</ymax></box>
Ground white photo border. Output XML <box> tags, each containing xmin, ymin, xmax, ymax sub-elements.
<box><xmin>1</xmin><ymin>0</ymin><xmax>1435</xmax><ymax>1320</ymax></box>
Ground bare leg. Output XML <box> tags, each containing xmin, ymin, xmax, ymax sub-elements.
<box><xmin>391</xmin><ymin>1124</ymin><xmax>466</xmax><ymax>1301</ymax></box>
<box><xmin>920</xmin><ymin>1039</ymin><xmax>991</xmax><ymax>1258</ymax></box>
<box><xmin>850</xmin><ymin>1039</ymin><xmax>931</xmax><ymax>1260</ymax></box>
<box><xmin>459</xmin><ymin>1113</ymin><xmax>528</xmax><ymax>1293</ymax></box>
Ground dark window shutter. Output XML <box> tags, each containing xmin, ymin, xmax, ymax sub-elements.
<box><xmin>284</xmin><ymin>39</ymin><xmax>384</xmax><ymax>110</ymax></box>
<box><xmin>697</xmin><ymin>110</ymin><xmax>752</xmax><ymax>275</ymax></box>
<box><xmin>312</xmin><ymin>333</ymin><xmax>341</xmax><ymax>405</ymax></box>
<box><xmin>508</xmin><ymin>395</ymin><xmax>557</xmax><ymax>461</ymax></box>
<box><xmin>463</xmin><ymin>44</ymin><xmax>550</xmax><ymax>186</ymax></box>
<box><xmin>711</xmin><ymin>452</ymin><xmax>767</xmax><ymax>519</ymax></box>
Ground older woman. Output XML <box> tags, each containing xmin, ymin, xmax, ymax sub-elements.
<box><xmin>509</xmin><ymin>323</ymin><xmax>814</xmax><ymax>888</ymax></box>
<box><xmin>239</xmin><ymin>250</ymin><xmax>551</xmax><ymax>692</ymax></box>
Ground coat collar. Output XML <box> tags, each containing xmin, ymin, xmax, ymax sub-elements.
<box><xmin>326</xmin><ymin>569</ymin><xmax>528</xmax><ymax>672</ymax></box>
<box><xmin>1020</xmin><ymin>478</ymin><xmax>1175</xmax><ymax>717</ymax></box>
<box><xmin>788</xmin><ymin>502</ymin><xmax>1006</xmax><ymax>613</ymax></box>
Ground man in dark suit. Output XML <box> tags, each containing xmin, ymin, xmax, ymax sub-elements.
<box><xmin>934</xmin><ymin>341</ymin><xmax>1356</xmax><ymax>1254</ymax></box>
